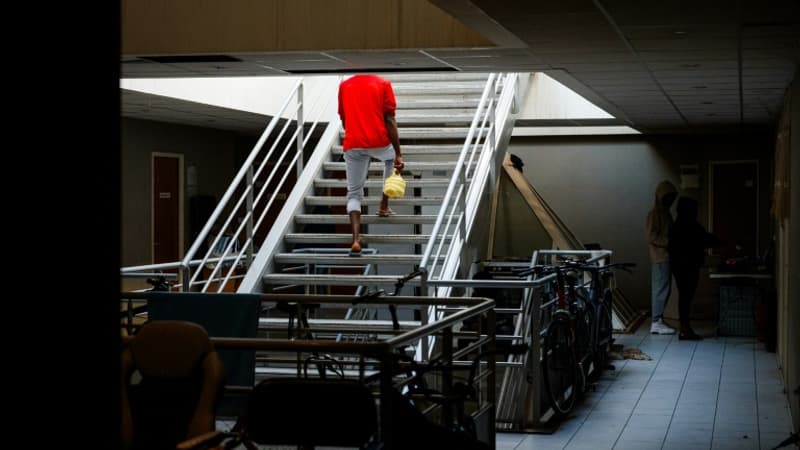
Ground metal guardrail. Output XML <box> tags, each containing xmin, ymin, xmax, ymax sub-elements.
<box><xmin>121</xmin><ymin>79</ymin><xmax>339</xmax><ymax>293</ymax></box>
<box><xmin>120</xmin><ymin>292</ymin><xmax>497</xmax><ymax>449</ymax></box>
<box><xmin>418</xmin><ymin>73</ymin><xmax>521</xmax><ymax>296</ymax></box>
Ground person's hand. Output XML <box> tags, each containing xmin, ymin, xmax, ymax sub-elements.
<box><xmin>394</xmin><ymin>156</ymin><xmax>405</xmax><ymax>171</ymax></box>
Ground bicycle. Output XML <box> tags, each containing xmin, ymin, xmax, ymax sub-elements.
<box><xmin>514</xmin><ymin>263</ymin><xmax>587</xmax><ymax>417</ymax></box>
<box><xmin>514</xmin><ymin>261</ymin><xmax>635</xmax><ymax>417</ymax></box>
<box><xmin>562</xmin><ymin>260</ymin><xmax>635</xmax><ymax>374</ymax></box>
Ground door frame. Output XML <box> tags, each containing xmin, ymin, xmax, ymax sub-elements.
<box><xmin>708</xmin><ymin>159</ymin><xmax>759</xmax><ymax>256</ymax></box>
<box><xmin>151</xmin><ymin>152</ymin><xmax>185</xmax><ymax>264</ymax></box>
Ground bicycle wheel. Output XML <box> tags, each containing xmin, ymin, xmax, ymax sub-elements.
<box><xmin>573</xmin><ymin>288</ymin><xmax>594</xmax><ymax>362</ymax></box>
<box><xmin>542</xmin><ymin>312</ymin><xmax>578</xmax><ymax>417</ymax></box>
<box><xmin>593</xmin><ymin>289</ymin><xmax>614</xmax><ymax>369</ymax></box>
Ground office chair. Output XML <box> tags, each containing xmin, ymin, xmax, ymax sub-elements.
<box><xmin>121</xmin><ymin>320</ymin><xmax>225</xmax><ymax>450</ymax></box>
<box><xmin>179</xmin><ymin>376</ymin><xmax>378</xmax><ymax>450</ymax></box>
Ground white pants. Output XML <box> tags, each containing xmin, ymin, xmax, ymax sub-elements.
<box><xmin>344</xmin><ymin>144</ymin><xmax>396</xmax><ymax>213</ymax></box>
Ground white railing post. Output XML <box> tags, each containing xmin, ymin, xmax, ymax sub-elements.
<box><xmin>246</xmin><ymin>166</ymin><xmax>255</xmax><ymax>266</ymax></box>
<box><xmin>296</xmin><ymin>83</ymin><xmax>305</xmax><ymax>180</ymax></box>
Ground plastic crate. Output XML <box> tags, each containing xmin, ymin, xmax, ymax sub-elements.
<box><xmin>718</xmin><ymin>285</ymin><xmax>760</xmax><ymax>336</ymax></box>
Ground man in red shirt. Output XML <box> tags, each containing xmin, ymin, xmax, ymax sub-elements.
<box><xmin>338</xmin><ymin>74</ymin><xmax>405</xmax><ymax>256</ymax></box>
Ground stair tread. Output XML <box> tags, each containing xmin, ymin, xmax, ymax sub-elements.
<box><xmin>383</xmin><ymin>73</ymin><xmax>489</xmax><ymax>82</ymax></box>
<box><xmin>275</xmin><ymin>253</ymin><xmax>442</xmax><ymax>264</ymax></box>
<box><xmin>340</xmin><ymin>128</ymin><xmax>477</xmax><ymax>139</ymax></box>
<box><xmin>262</xmin><ymin>274</ymin><xmax>425</xmax><ymax>286</ymax></box>
<box><xmin>331</xmin><ymin>144</ymin><xmax>464</xmax><ymax>154</ymax></box>
<box><xmin>305</xmin><ymin>196</ymin><xmax>444</xmax><ymax>206</ymax></box>
<box><xmin>259</xmin><ymin>317</ymin><xmax>421</xmax><ymax>327</ymax></box>
<box><xmin>323</xmin><ymin>161</ymin><xmax>471</xmax><ymax>171</ymax></box>
<box><xmin>295</xmin><ymin>214</ymin><xmax>454</xmax><ymax>224</ymax></box>
<box><xmin>285</xmin><ymin>233</ymin><xmax>441</xmax><ymax>244</ymax></box>
<box><xmin>314</xmin><ymin>179</ymin><xmax>452</xmax><ymax>188</ymax></box>
<box><xmin>395</xmin><ymin>100</ymin><xmax>482</xmax><ymax>109</ymax></box>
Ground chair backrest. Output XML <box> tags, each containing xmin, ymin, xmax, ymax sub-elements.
<box><xmin>242</xmin><ymin>378</ymin><xmax>378</xmax><ymax>447</ymax></box>
<box><xmin>121</xmin><ymin>320</ymin><xmax>225</xmax><ymax>450</ymax></box>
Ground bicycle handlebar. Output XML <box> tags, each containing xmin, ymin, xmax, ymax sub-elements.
<box><xmin>512</xmin><ymin>261</ymin><xmax>636</xmax><ymax>278</ymax></box>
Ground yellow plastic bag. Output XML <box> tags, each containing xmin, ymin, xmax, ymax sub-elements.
<box><xmin>383</xmin><ymin>169</ymin><xmax>406</xmax><ymax>198</ymax></box>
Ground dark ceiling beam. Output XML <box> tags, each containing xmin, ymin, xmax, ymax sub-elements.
<box><xmin>428</xmin><ymin>0</ymin><xmax>529</xmax><ymax>48</ymax></box>
<box><xmin>590</xmin><ymin>0</ymin><xmax>690</xmax><ymax>129</ymax></box>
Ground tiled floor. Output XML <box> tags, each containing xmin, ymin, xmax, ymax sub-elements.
<box><xmin>214</xmin><ymin>320</ymin><xmax>794</xmax><ymax>449</ymax></box>
<box><xmin>497</xmin><ymin>320</ymin><xmax>795</xmax><ymax>450</ymax></box>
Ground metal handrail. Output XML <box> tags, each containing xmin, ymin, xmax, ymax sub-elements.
<box><xmin>160</xmin><ymin>78</ymin><xmax>338</xmax><ymax>292</ymax></box>
<box><xmin>419</xmin><ymin>73</ymin><xmax>520</xmax><ymax>292</ymax></box>
<box><xmin>180</xmin><ymin>79</ymin><xmax>303</xmax><ymax>291</ymax></box>
<box><xmin>210</xmin><ymin>85</ymin><xmax>338</xmax><ymax>293</ymax></box>
<box><xmin>418</xmin><ymin>73</ymin><xmax>497</xmax><ymax>280</ymax></box>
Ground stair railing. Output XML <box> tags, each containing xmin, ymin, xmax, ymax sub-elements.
<box><xmin>179</xmin><ymin>79</ymin><xmax>338</xmax><ymax>292</ymax></box>
<box><xmin>418</xmin><ymin>73</ymin><xmax>519</xmax><ymax>291</ymax></box>
<box><xmin>413</xmin><ymin>73</ymin><xmax>520</xmax><ymax>358</ymax></box>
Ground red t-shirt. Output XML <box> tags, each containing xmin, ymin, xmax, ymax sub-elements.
<box><xmin>338</xmin><ymin>75</ymin><xmax>396</xmax><ymax>151</ymax></box>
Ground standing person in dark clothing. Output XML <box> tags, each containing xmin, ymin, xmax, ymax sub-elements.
<box><xmin>668</xmin><ymin>196</ymin><xmax>721</xmax><ymax>340</ymax></box>
<box><xmin>338</xmin><ymin>74</ymin><xmax>405</xmax><ymax>256</ymax></box>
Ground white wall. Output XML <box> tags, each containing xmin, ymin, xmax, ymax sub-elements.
<box><xmin>121</xmin><ymin>75</ymin><xmax>341</xmax><ymax>120</ymax></box>
<box><xmin>513</xmin><ymin>72</ymin><xmax>638</xmax><ymax>136</ymax></box>
<box><xmin>518</xmin><ymin>72</ymin><xmax>613</xmax><ymax>120</ymax></box>
<box><xmin>509</xmin><ymin>133</ymin><xmax>774</xmax><ymax>314</ymax></box>
<box><xmin>121</xmin><ymin>117</ymin><xmax>239</xmax><ymax>267</ymax></box>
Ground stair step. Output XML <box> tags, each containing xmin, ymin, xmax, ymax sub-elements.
<box><xmin>255</xmin><ymin>367</ymin><xmax>379</xmax><ymax>378</ymax></box>
<box><xmin>340</xmin><ymin>128</ymin><xmax>474</xmax><ymax>140</ymax></box>
<box><xmin>295</xmin><ymin>214</ymin><xmax>453</xmax><ymax>225</ymax></box>
<box><xmin>331</xmin><ymin>144</ymin><xmax>464</xmax><ymax>155</ymax></box>
<box><xmin>285</xmin><ymin>233</ymin><xmax>442</xmax><ymax>244</ymax></box>
<box><xmin>262</xmin><ymin>274</ymin><xmax>425</xmax><ymax>287</ymax></box>
<box><xmin>323</xmin><ymin>161</ymin><xmax>469</xmax><ymax>171</ymax></box>
<box><xmin>395</xmin><ymin>112</ymin><xmax>479</xmax><ymax>124</ymax></box>
<box><xmin>392</xmin><ymin>84</ymin><xmax>486</xmax><ymax>95</ymax></box>
<box><xmin>384</xmin><ymin>73</ymin><xmax>489</xmax><ymax>83</ymax></box>
<box><xmin>305</xmin><ymin>196</ymin><xmax>444</xmax><ymax>206</ymax></box>
<box><xmin>275</xmin><ymin>253</ymin><xmax>434</xmax><ymax>265</ymax></box>
<box><xmin>396</xmin><ymin>98</ymin><xmax>482</xmax><ymax>109</ymax></box>
<box><xmin>398</xmin><ymin>108</ymin><xmax>478</xmax><ymax>117</ymax></box>
<box><xmin>258</xmin><ymin>317</ymin><xmax>421</xmax><ymax>332</ymax></box>
<box><xmin>315</xmin><ymin>178</ymin><xmax>452</xmax><ymax>189</ymax></box>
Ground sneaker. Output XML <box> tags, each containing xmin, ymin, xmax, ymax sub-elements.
<box><xmin>651</xmin><ymin>319</ymin><xmax>676</xmax><ymax>335</ymax></box>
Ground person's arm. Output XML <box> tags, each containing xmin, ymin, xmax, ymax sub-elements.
<box><xmin>338</xmin><ymin>84</ymin><xmax>346</xmax><ymax>129</ymax></box>
<box><xmin>385</xmin><ymin>113</ymin><xmax>404</xmax><ymax>171</ymax></box>
<box><xmin>646</xmin><ymin>211</ymin><xmax>668</xmax><ymax>248</ymax></box>
<box><xmin>703</xmin><ymin>230</ymin><xmax>723</xmax><ymax>249</ymax></box>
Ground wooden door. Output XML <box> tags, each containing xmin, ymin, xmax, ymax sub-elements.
<box><xmin>710</xmin><ymin>162</ymin><xmax>758</xmax><ymax>258</ymax></box>
<box><xmin>153</xmin><ymin>154</ymin><xmax>181</xmax><ymax>264</ymax></box>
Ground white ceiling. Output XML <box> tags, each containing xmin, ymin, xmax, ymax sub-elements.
<box><xmin>120</xmin><ymin>0</ymin><xmax>799</xmax><ymax>134</ymax></box>
<box><xmin>121</xmin><ymin>89</ymin><xmax>269</xmax><ymax>134</ymax></box>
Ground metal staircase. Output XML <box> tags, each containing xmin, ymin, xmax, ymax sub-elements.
<box><xmin>121</xmin><ymin>72</ymin><xmax>533</xmax><ymax>427</ymax></box>
<box><xmin>254</xmin><ymin>73</ymin><xmax>496</xmax><ymax>294</ymax></box>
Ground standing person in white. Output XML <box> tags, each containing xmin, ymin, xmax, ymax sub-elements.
<box><xmin>646</xmin><ymin>180</ymin><xmax>678</xmax><ymax>334</ymax></box>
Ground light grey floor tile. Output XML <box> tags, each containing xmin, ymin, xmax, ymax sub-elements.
<box><xmin>491</xmin><ymin>331</ymin><xmax>793</xmax><ymax>450</ymax></box>
<box><xmin>712</xmin><ymin>421</ymin><xmax>757</xmax><ymax>438</ymax></box>
<box><xmin>617</xmin><ymin>425</ymin><xmax>668</xmax><ymax>442</ymax></box>
<box><xmin>710</xmin><ymin>437</ymin><xmax>759</xmax><ymax>449</ymax></box>
<box><xmin>516</xmin><ymin>433</ymin><xmax>571</xmax><ymax>450</ymax></box>
<box><xmin>496</xmin><ymin>432</ymin><xmax>526</xmax><ymax>447</ymax></box>
<box><xmin>661</xmin><ymin>443</ymin><xmax>709</xmax><ymax>450</ymax></box>
<box><xmin>626</xmin><ymin>413</ymin><xmax>672</xmax><ymax>428</ymax></box>
<box><xmin>612</xmin><ymin>438</ymin><xmax>665</xmax><ymax>450</ymax></box>
<box><xmin>760</xmin><ymin>430</ymin><xmax>797</xmax><ymax>450</ymax></box>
